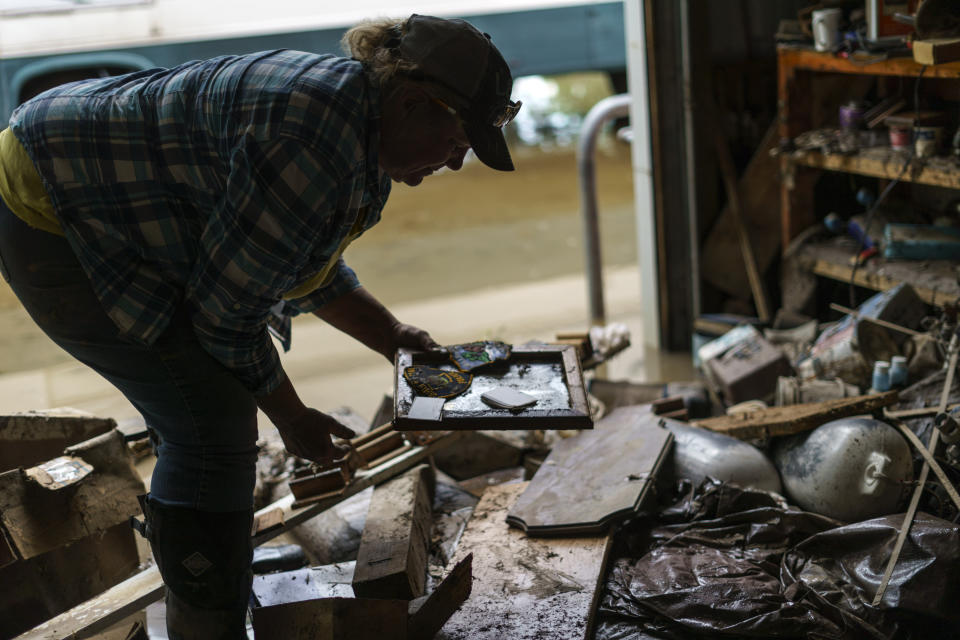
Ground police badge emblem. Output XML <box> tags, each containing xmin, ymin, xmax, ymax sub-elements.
<box><xmin>448</xmin><ymin>340</ymin><xmax>512</xmax><ymax>371</ymax></box>
<box><xmin>403</xmin><ymin>366</ymin><xmax>473</xmax><ymax>398</ymax></box>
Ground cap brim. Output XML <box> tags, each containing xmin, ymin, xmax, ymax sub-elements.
<box><xmin>463</xmin><ymin>119</ymin><xmax>514</xmax><ymax>171</ymax></box>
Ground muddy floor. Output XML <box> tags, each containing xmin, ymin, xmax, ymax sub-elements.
<box><xmin>0</xmin><ymin>141</ymin><xmax>637</xmax><ymax>374</ymax></box>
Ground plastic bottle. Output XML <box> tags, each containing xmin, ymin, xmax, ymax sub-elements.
<box><xmin>889</xmin><ymin>355</ymin><xmax>908</xmax><ymax>388</ymax></box>
<box><xmin>872</xmin><ymin>361</ymin><xmax>891</xmax><ymax>392</ymax></box>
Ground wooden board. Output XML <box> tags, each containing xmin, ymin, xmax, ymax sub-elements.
<box><xmin>793</xmin><ymin>148</ymin><xmax>960</xmax><ymax>190</ymax></box>
<box><xmin>0</xmin><ymin>525</ymin><xmax>15</xmax><ymax>569</ymax></box>
<box><xmin>701</xmin><ymin>123</ymin><xmax>781</xmax><ymax>300</ymax></box>
<box><xmin>408</xmin><ymin>555</ymin><xmax>472</xmax><ymax>640</ymax></box>
<box><xmin>506</xmin><ymin>407</ymin><xmax>672</xmax><ymax>535</ymax></box>
<box><xmin>778</xmin><ymin>46</ymin><xmax>960</xmax><ymax>80</ymax></box>
<box><xmin>798</xmin><ymin>239</ymin><xmax>960</xmax><ymax>307</ymax></box>
<box><xmin>13</xmin><ymin>565</ymin><xmax>165</xmax><ymax>640</ymax></box>
<box><xmin>692</xmin><ymin>390</ymin><xmax>899</xmax><ymax>440</ymax></box>
<box><xmin>437</xmin><ymin>482</ymin><xmax>612</xmax><ymax>640</ymax></box>
<box><xmin>0</xmin><ymin>522</ymin><xmax>141</xmax><ymax>639</ymax></box>
<box><xmin>0</xmin><ymin>429</ymin><xmax>144</xmax><ymax>560</ymax></box>
<box><xmin>352</xmin><ymin>464</ymin><xmax>435</xmax><ymax>600</ymax></box>
<box><xmin>250</xmin><ymin>555</ymin><xmax>472</xmax><ymax>640</ymax></box>
<box><xmin>14</xmin><ymin>431</ymin><xmax>465</xmax><ymax>640</ymax></box>
<box><xmin>252</xmin><ymin>597</ymin><xmax>408</xmax><ymax>640</ymax></box>
<box><xmin>0</xmin><ymin>409</ymin><xmax>115</xmax><ymax>474</ymax></box>
<box><xmin>394</xmin><ymin>345</ymin><xmax>592</xmax><ymax>431</ymax></box>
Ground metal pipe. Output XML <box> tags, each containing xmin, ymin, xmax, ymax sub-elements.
<box><xmin>577</xmin><ymin>93</ymin><xmax>631</xmax><ymax>328</ymax></box>
<box><xmin>679</xmin><ymin>0</ymin><xmax>702</xmax><ymax>323</ymax></box>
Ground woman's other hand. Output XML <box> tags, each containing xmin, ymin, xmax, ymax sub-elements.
<box><xmin>273</xmin><ymin>407</ymin><xmax>356</xmax><ymax>464</ymax></box>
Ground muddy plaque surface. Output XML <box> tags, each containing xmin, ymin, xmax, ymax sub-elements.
<box><xmin>436</xmin><ymin>482</ymin><xmax>612</xmax><ymax>640</ymax></box>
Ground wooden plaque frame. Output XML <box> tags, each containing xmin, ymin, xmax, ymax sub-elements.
<box><xmin>393</xmin><ymin>345</ymin><xmax>592</xmax><ymax>431</ymax></box>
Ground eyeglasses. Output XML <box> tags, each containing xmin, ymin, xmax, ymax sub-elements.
<box><xmin>490</xmin><ymin>100</ymin><xmax>522</xmax><ymax>128</ymax></box>
<box><xmin>431</xmin><ymin>95</ymin><xmax>522</xmax><ymax>129</ymax></box>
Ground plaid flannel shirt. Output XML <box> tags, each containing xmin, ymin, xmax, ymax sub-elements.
<box><xmin>9</xmin><ymin>50</ymin><xmax>391</xmax><ymax>396</ymax></box>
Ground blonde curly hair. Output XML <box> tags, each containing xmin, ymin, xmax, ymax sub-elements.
<box><xmin>341</xmin><ymin>17</ymin><xmax>419</xmax><ymax>85</ymax></box>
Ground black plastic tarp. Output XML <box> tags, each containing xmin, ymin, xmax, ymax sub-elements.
<box><xmin>594</xmin><ymin>479</ymin><xmax>959</xmax><ymax>640</ymax></box>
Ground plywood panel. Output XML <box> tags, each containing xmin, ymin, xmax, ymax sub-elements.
<box><xmin>507</xmin><ymin>408</ymin><xmax>672</xmax><ymax>535</ymax></box>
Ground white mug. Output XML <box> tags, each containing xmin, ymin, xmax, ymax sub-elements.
<box><xmin>812</xmin><ymin>8</ymin><xmax>843</xmax><ymax>52</ymax></box>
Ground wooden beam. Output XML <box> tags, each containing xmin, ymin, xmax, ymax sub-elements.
<box><xmin>885</xmin><ymin>404</ymin><xmax>960</xmax><ymax>419</ymax></box>
<box><xmin>713</xmin><ymin>127</ymin><xmax>771</xmax><ymax>321</ymax></box>
<box><xmin>353</xmin><ymin>464</ymin><xmax>435</xmax><ymax>600</ymax></box>
<box><xmin>701</xmin><ymin>124</ymin><xmax>781</xmax><ymax>300</ymax></box>
<box><xmin>890</xmin><ymin>419</ymin><xmax>960</xmax><ymax>511</ymax></box>
<box><xmin>828</xmin><ymin>303</ymin><xmax>932</xmax><ymax>339</ymax></box>
<box><xmin>692</xmin><ymin>391</ymin><xmax>900</xmax><ymax>440</ymax></box>
<box><xmin>15</xmin><ymin>431</ymin><xmax>466</xmax><ymax>640</ymax></box>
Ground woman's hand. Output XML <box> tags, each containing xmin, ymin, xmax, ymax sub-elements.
<box><xmin>273</xmin><ymin>407</ymin><xmax>356</xmax><ymax>465</ymax></box>
<box><xmin>257</xmin><ymin>376</ymin><xmax>355</xmax><ymax>465</ymax></box>
<box><xmin>388</xmin><ymin>321</ymin><xmax>440</xmax><ymax>355</ymax></box>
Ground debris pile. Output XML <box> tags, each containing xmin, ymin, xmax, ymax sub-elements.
<box><xmin>4</xmin><ymin>310</ymin><xmax>960</xmax><ymax>639</ymax></box>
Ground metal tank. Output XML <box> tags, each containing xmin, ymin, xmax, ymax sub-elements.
<box><xmin>773</xmin><ymin>417</ymin><xmax>913</xmax><ymax>522</ymax></box>
<box><xmin>662</xmin><ymin>419</ymin><xmax>783</xmax><ymax>494</ymax></box>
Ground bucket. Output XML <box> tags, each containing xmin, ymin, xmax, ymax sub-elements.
<box><xmin>889</xmin><ymin>126</ymin><xmax>911</xmax><ymax>151</ymax></box>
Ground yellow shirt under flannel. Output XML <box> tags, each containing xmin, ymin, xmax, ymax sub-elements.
<box><xmin>0</xmin><ymin>127</ymin><xmax>62</xmax><ymax>235</ymax></box>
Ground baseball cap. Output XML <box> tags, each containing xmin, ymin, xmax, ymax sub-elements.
<box><xmin>398</xmin><ymin>14</ymin><xmax>521</xmax><ymax>171</ymax></box>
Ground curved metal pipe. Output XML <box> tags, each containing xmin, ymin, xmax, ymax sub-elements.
<box><xmin>577</xmin><ymin>93</ymin><xmax>631</xmax><ymax>327</ymax></box>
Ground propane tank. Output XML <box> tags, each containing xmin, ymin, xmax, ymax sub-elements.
<box><xmin>773</xmin><ymin>417</ymin><xmax>912</xmax><ymax>522</ymax></box>
<box><xmin>663</xmin><ymin>418</ymin><xmax>782</xmax><ymax>494</ymax></box>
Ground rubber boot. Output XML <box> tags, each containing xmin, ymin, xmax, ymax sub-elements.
<box><xmin>137</xmin><ymin>496</ymin><xmax>253</xmax><ymax>640</ymax></box>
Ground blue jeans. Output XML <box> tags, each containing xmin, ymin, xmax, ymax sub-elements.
<box><xmin>0</xmin><ymin>199</ymin><xmax>258</xmax><ymax>512</ymax></box>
